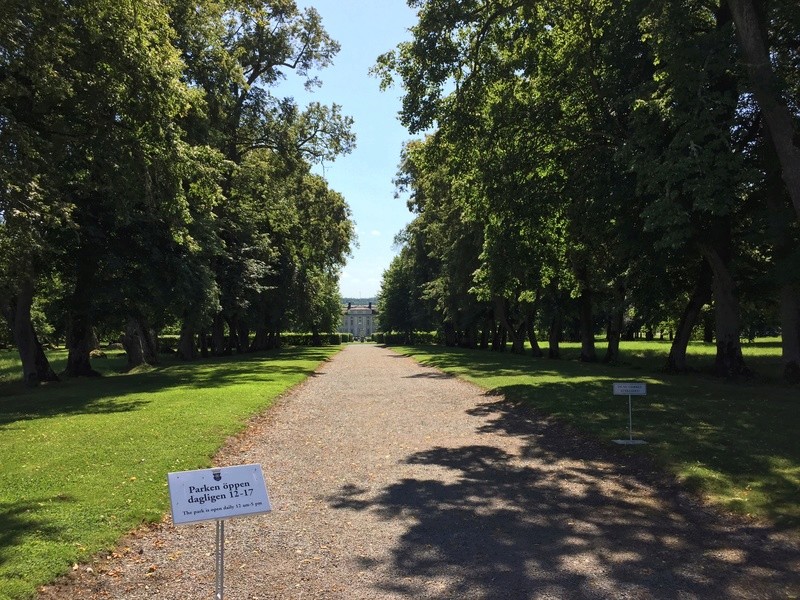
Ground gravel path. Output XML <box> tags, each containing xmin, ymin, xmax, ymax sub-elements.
<box><xmin>39</xmin><ymin>344</ymin><xmax>799</xmax><ymax>599</ymax></box>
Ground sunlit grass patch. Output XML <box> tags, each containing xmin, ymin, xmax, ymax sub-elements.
<box><xmin>0</xmin><ymin>346</ymin><xmax>338</xmax><ymax>600</ymax></box>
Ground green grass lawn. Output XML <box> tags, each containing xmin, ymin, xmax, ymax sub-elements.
<box><xmin>392</xmin><ymin>339</ymin><xmax>799</xmax><ymax>533</ymax></box>
<box><xmin>0</xmin><ymin>346</ymin><xmax>339</xmax><ymax>600</ymax></box>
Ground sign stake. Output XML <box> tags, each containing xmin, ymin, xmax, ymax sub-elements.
<box><xmin>167</xmin><ymin>464</ymin><xmax>271</xmax><ymax>600</ymax></box>
<box><xmin>627</xmin><ymin>394</ymin><xmax>634</xmax><ymax>441</ymax></box>
<box><xmin>612</xmin><ymin>382</ymin><xmax>647</xmax><ymax>445</ymax></box>
<box><xmin>215</xmin><ymin>520</ymin><xmax>225</xmax><ymax>600</ymax></box>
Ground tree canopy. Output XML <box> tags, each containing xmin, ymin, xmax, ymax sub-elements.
<box><xmin>1</xmin><ymin>0</ymin><xmax>356</xmax><ymax>383</ymax></box>
<box><xmin>376</xmin><ymin>0</ymin><xmax>800</xmax><ymax>381</ymax></box>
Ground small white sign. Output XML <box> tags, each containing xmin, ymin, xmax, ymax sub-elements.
<box><xmin>168</xmin><ymin>464</ymin><xmax>271</xmax><ymax>525</ymax></box>
<box><xmin>613</xmin><ymin>382</ymin><xmax>647</xmax><ymax>396</ymax></box>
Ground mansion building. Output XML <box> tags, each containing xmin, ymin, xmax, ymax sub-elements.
<box><xmin>340</xmin><ymin>302</ymin><xmax>378</xmax><ymax>338</ymax></box>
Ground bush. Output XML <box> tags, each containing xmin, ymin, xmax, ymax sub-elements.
<box><xmin>281</xmin><ymin>333</ymin><xmax>344</xmax><ymax>347</ymax></box>
<box><xmin>375</xmin><ymin>331</ymin><xmax>442</xmax><ymax>345</ymax></box>
<box><xmin>158</xmin><ymin>335</ymin><xmax>179</xmax><ymax>354</ymax></box>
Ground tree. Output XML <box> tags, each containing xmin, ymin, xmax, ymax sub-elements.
<box><xmin>726</xmin><ymin>0</ymin><xmax>800</xmax><ymax>380</ymax></box>
<box><xmin>0</xmin><ymin>0</ymin><xmax>79</xmax><ymax>383</ymax></box>
<box><xmin>377</xmin><ymin>1</ymin><xmax>653</xmax><ymax>362</ymax></box>
<box><xmin>378</xmin><ymin>250</ymin><xmax>418</xmax><ymax>342</ymax></box>
<box><xmin>727</xmin><ymin>0</ymin><xmax>800</xmax><ymax>221</ymax></box>
<box><xmin>1</xmin><ymin>0</ymin><xmax>198</xmax><ymax>378</ymax></box>
<box><xmin>171</xmin><ymin>0</ymin><xmax>355</xmax><ymax>355</ymax></box>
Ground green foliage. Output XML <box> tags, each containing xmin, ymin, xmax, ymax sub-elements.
<box><xmin>377</xmin><ymin>0</ymin><xmax>800</xmax><ymax>377</ymax></box>
<box><xmin>0</xmin><ymin>346</ymin><xmax>339</xmax><ymax>599</ymax></box>
<box><xmin>375</xmin><ymin>331</ymin><xmax>442</xmax><ymax>346</ymax></box>
<box><xmin>1</xmin><ymin>0</ymin><xmax>357</xmax><ymax>379</ymax></box>
<box><xmin>378</xmin><ymin>250</ymin><xmax>419</xmax><ymax>336</ymax></box>
<box><xmin>280</xmin><ymin>332</ymin><xmax>345</xmax><ymax>346</ymax></box>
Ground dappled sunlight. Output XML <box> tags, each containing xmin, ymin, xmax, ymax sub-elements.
<box><xmin>328</xmin><ymin>431</ymin><xmax>797</xmax><ymax>599</ymax></box>
<box><xmin>400</xmin><ymin>345</ymin><xmax>799</xmax><ymax>529</ymax></box>
<box><xmin>705</xmin><ymin>548</ymin><xmax>747</xmax><ymax>564</ymax></box>
<box><xmin>0</xmin><ymin>392</ymin><xmax>151</xmax><ymax>428</ymax></box>
<box><xmin>0</xmin><ymin>498</ymin><xmax>71</xmax><ymax>556</ymax></box>
<box><xmin>0</xmin><ymin>347</ymin><xmax>338</xmax><ymax>428</ymax></box>
<box><xmin>0</xmin><ymin>346</ymin><xmax>338</xmax><ymax>598</ymax></box>
<box><xmin>321</xmin><ymin>357</ymin><xmax>798</xmax><ymax>596</ymax></box>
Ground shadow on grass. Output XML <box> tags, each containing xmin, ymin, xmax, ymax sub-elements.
<box><xmin>0</xmin><ymin>393</ymin><xmax>150</xmax><ymax>429</ymax></box>
<box><xmin>0</xmin><ymin>497</ymin><xmax>70</xmax><ymax>567</ymax></box>
<box><xmin>398</xmin><ymin>346</ymin><xmax>800</xmax><ymax>530</ymax></box>
<box><xmin>0</xmin><ymin>347</ymin><xmax>335</xmax><ymax>429</ymax></box>
<box><xmin>493</xmin><ymin>381</ymin><xmax>800</xmax><ymax>530</ymax></box>
<box><xmin>329</xmin><ymin>403</ymin><xmax>799</xmax><ymax>599</ymax></box>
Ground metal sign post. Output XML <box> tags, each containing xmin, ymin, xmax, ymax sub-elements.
<box><xmin>215</xmin><ymin>520</ymin><xmax>225</xmax><ymax>600</ymax></box>
<box><xmin>612</xmin><ymin>382</ymin><xmax>647</xmax><ymax>445</ymax></box>
<box><xmin>167</xmin><ymin>464</ymin><xmax>272</xmax><ymax>599</ymax></box>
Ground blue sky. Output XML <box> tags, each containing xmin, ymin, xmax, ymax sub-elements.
<box><xmin>278</xmin><ymin>0</ymin><xmax>420</xmax><ymax>298</ymax></box>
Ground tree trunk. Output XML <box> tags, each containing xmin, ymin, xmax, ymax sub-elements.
<box><xmin>761</xmin><ymin>130</ymin><xmax>800</xmax><ymax>383</ymax></box>
<box><xmin>728</xmin><ymin>0</ymin><xmax>800</xmax><ymax>222</ymax></box>
<box><xmin>491</xmin><ymin>317</ymin><xmax>503</xmax><ymax>351</ymax></box>
<box><xmin>480</xmin><ymin>316</ymin><xmax>490</xmax><ymax>349</ymax></box>
<box><xmin>666</xmin><ymin>261</ymin><xmax>712</xmax><ymax>373</ymax></box>
<box><xmin>271</xmin><ymin>331</ymin><xmax>281</xmax><ymax>349</ymax></box>
<box><xmin>178</xmin><ymin>320</ymin><xmax>198</xmax><ymax>361</ymax></box>
<box><xmin>702</xmin><ymin>310</ymin><xmax>715</xmax><ymax>343</ymax></box>
<box><xmin>464</xmin><ymin>324</ymin><xmax>477</xmax><ymax>349</ymax></box>
<box><xmin>237</xmin><ymin>320</ymin><xmax>249</xmax><ymax>353</ymax></box>
<box><xmin>142</xmin><ymin>324</ymin><xmax>158</xmax><ymax>364</ymax></box>
<box><xmin>548</xmin><ymin>308</ymin><xmax>561</xmax><ymax>359</ymax></box>
<box><xmin>526</xmin><ymin>294</ymin><xmax>544</xmax><ymax>358</ymax></box>
<box><xmin>64</xmin><ymin>312</ymin><xmax>100</xmax><ymax>377</ymax></box>
<box><xmin>6</xmin><ymin>279</ymin><xmax>59</xmax><ymax>386</ymax></box>
<box><xmin>122</xmin><ymin>316</ymin><xmax>158</xmax><ymax>370</ymax></box>
<box><xmin>224</xmin><ymin>314</ymin><xmax>240</xmax><ymax>353</ymax></box>
<box><xmin>200</xmin><ymin>331</ymin><xmax>210</xmax><ymax>357</ymax></box>
<box><xmin>443</xmin><ymin>321</ymin><xmax>457</xmax><ymax>346</ymax></box>
<box><xmin>527</xmin><ymin>320</ymin><xmax>543</xmax><ymax>358</ymax></box>
<box><xmin>266</xmin><ymin>331</ymin><xmax>278</xmax><ymax>350</ymax></box>
<box><xmin>63</xmin><ymin>248</ymin><xmax>101</xmax><ymax>377</ymax></box>
<box><xmin>311</xmin><ymin>326</ymin><xmax>322</xmax><ymax>347</ymax></box>
<box><xmin>494</xmin><ymin>297</ymin><xmax>526</xmax><ymax>354</ymax></box>
<box><xmin>122</xmin><ymin>318</ymin><xmax>145</xmax><ymax>369</ymax></box>
<box><xmin>250</xmin><ymin>326</ymin><xmax>269</xmax><ymax>352</ymax></box>
<box><xmin>211</xmin><ymin>313</ymin><xmax>226</xmax><ymax>356</ymax></box>
<box><xmin>579</xmin><ymin>288</ymin><xmax>597</xmax><ymax>362</ymax></box>
<box><xmin>780</xmin><ymin>285</ymin><xmax>800</xmax><ymax>383</ymax></box>
<box><xmin>88</xmin><ymin>328</ymin><xmax>100</xmax><ymax>352</ymax></box>
<box><xmin>700</xmin><ymin>244</ymin><xmax>750</xmax><ymax>378</ymax></box>
<box><xmin>604</xmin><ymin>280</ymin><xmax>626</xmax><ymax>364</ymax></box>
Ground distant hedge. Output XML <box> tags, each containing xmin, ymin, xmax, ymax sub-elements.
<box><xmin>281</xmin><ymin>333</ymin><xmax>347</xmax><ymax>346</ymax></box>
<box><xmin>156</xmin><ymin>332</ymin><xmax>348</xmax><ymax>352</ymax></box>
<box><xmin>373</xmin><ymin>331</ymin><xmax>441</xmax><ymax>345</ymax></box>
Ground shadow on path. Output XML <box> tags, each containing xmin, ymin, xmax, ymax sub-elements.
<box><xmin>329</xmin><ymin>400</ymin><xmax>799</xmax><ymax>599</ymax></box>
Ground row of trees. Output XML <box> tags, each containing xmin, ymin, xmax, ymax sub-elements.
<box><xmin>376</xmin><ymin>0</ymin><xmax>800</xmax><ymax>381</ymax></box>
<box><xmin>1</xmin><ymin>0</ymin><xmax>355</xmax><ymax>385</ymax></box>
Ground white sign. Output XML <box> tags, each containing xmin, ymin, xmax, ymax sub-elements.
<box><xmin>168</xmin><ymin>464</ymin><xmax>271</xmax><ymax>525</ymax></box>
<box><xmin>613</xmin><ymin>382</ymin><xmax>647</xmax><ymax>396</ymax></box>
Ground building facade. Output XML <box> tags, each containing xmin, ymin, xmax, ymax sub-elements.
<box><xmin>340</xmin><ymin>302</ymin><xmax>379</xmax><ymax>338</ymax></box>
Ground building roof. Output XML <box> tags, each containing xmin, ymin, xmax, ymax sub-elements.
<box><xmin>343</xmin><ymin>304</ymin><xmax>378</xmax><ymax>315</ymax></box>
